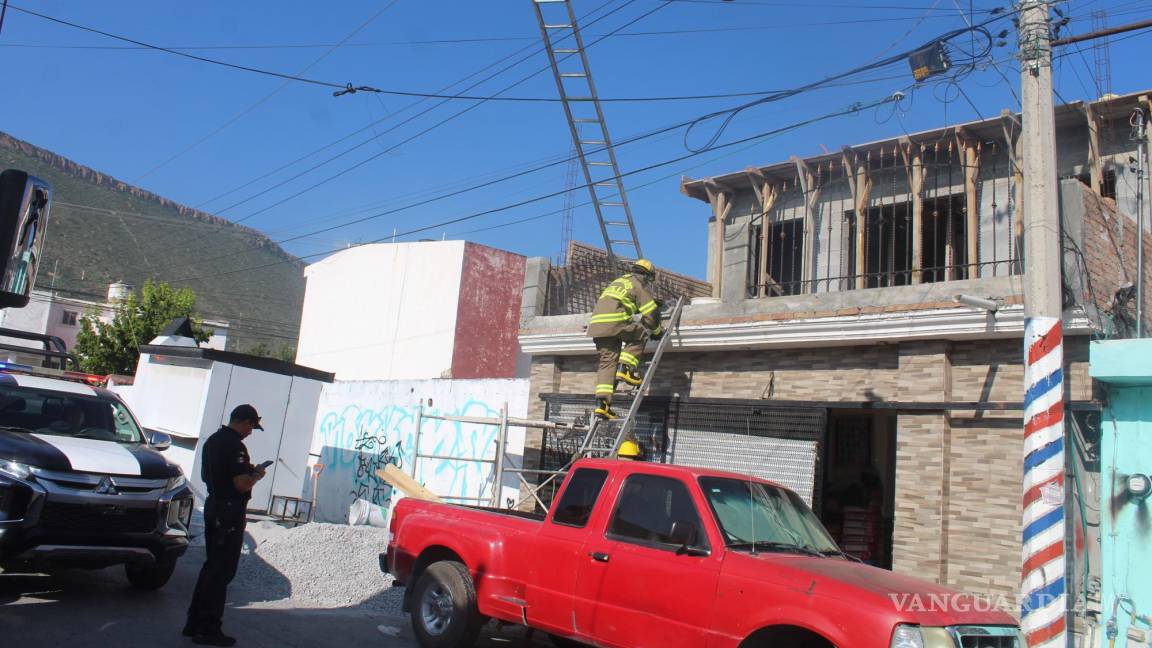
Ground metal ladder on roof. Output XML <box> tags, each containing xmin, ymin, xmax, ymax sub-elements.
<box><xmin>514</xmin><ymin>296</ymin><xmax>685</xmax><ymax>509</ymax></box>
<box><xmin>531</xmin><ymin>0</ymin><xmax>643</xmax><ymax>263</ymax></box>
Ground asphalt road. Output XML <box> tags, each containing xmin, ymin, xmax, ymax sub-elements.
<box><xmin>0</xmin><ymin>544</ymin><xmax>555</xmax><ymax>648</ymax></box>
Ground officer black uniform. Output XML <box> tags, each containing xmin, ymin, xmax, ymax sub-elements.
<box><xmin>184</xmin><ymin>404</ymin><xmax>265</xmax><ymax>647</ymax></box>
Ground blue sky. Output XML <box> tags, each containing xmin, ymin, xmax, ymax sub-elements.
<box><xmin>0</xmin><ymin>0</ymin><xmax>1148</xmax><ymax>280</ymax></box>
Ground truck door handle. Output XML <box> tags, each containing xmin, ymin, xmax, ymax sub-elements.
<box><xmin>589</xmin><ymin>552</ymin><xmax>610</xmax><ymax>563</ymax></box>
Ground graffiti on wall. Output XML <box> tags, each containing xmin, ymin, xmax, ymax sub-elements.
<box><xmin>314</xmin><ymin>394</ymin><xmax>517</xmax><ymax>523</ymax></box>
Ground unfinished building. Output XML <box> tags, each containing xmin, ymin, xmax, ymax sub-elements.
<box><xmin>518</xmin><ymin>91</ymin><xmax>1151</xmax><ymax>603</ymax></box>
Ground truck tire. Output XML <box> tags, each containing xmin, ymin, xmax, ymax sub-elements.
<box><xmin>124</xmin><ymin>558</ymin><xmax>177</xmax><ymax>590</ymax></box>
<box><xmin>411</xmin><ymin>560</ymin><xmax>484</xmax><ymax>648</ymax></box>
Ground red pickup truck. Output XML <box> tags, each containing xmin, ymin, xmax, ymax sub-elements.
<box><xmin>384</xmin><ymin>459</ymin><xmax>1021</xmax><ymax>648</ymax></box>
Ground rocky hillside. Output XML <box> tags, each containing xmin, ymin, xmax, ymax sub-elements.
<box><xmin>0</xmin><ymin>131</ymin><xmax>305</xmax><ymax>351</ymax></box>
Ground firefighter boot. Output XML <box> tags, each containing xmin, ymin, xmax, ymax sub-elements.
<box><xmin>594</xmin><ymin>397</ymin><xmax>618</xmax><ymax>420</ymax></box>
<box><xmin>615</xmin><ymin>364</ymin><xmax>643</xmax><ymax>387</ymax></box>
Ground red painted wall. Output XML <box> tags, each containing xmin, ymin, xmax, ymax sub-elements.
<box><xmin>451</xmin><ymin>243</ymin><xmax>526</xmax><ymax>379</ymax></box>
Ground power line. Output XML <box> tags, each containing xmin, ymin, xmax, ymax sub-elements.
<box><xmin>7</xmin><ymin>3</ymin><xmax>940</xmax><ymax>105</ymax></box>
<box><xmin>161</xmin><ymin>16</ymin><xmax>1011</xmax><ymax>274</ymax></box>
<box><xmin>164</xmin><ymin>93</ymin><xmax>903</xmax><ymax>286</ymax></box>
<box><xmin>0</xmin><ymin>13</ymin><xmax>998</xmax><ymax>51</ymax></box>
<box><xmin>150</xmin><ymin>0</ymin><xmax>664</xmax><ymax>255</ymax></box>
<box><xmin>131</xmin><ymin>0</ymin><xmax>405</xmax><ymax>182</ymax></box>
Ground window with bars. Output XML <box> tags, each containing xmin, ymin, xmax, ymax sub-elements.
<box><xmin>762</xmin><ymin>218</ymin><xmax>805</xmax><ymax>296</ymax></box>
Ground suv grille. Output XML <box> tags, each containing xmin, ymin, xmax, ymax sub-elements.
<box><xmin>39</xmin><ymin>502</ymin><xmax>158</xmax><ymax>534</ymax></box>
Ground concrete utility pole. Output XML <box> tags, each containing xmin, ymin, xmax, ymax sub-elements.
<box><xmin>1018</xmin><ymin>2</ymin><xmax>1068</xmax><ymax>647</ymax></box>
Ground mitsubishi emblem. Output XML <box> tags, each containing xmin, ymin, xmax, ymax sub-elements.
<box><xmin>94</xmin><ymin>476</ymin><xmax>119</xmax><ymax>495</ymax></box>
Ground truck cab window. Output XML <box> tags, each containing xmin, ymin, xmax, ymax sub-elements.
<box><xmin>607</xmin><ymin>473</ymin><xmax>707</xmax><ymax>550</ymax></box>
<box><xmin>551</xmin><ymin>468</ymin><xmax>609</xmax><ymax>527</ymax></box>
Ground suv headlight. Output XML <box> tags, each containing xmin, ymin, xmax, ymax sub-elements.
<box><xmin>167</xmin><ymin>496</ymin><xmax>194</xmax><ymax>528</ymax></box>
<box><xmin>0</xmin><ymin>460</ymin><xmax>33</xmax><ymax>481</ymax></box>
<box><xmin>165</xmin><ymin>474</ymin><xmax>187</xmax><ymax>491</ymax></box>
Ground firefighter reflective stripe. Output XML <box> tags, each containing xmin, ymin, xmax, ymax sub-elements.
<box><xmin>595</xmin><ymin>383</ymin><xmax>615</xmax><ymax>395</ymax></box>
<box><xmin>619</xmin><ymin>352</ymin><xmax>639</xmax><ymax>367</ymax></box>
<box><xmin>638</xmin><ymin>300</ymin><xmax>658</xmax><ymax>315</ymax></box>
<box><xmin>600</xmin><ymin>277</ymin><xmax>638</xmax><ymax>314</ymax></box>
<box><xmin>590</xmin><ymin>312</ymin><xmax>630</xmax><ymax>324</ymax></box>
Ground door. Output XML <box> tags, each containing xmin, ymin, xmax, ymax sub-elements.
<box><xmin>526</xmin><ymin>467</ymin><xmax>611</xmax><ymax>635</ymax></box>
<box><xmin>578</xmin><ymin>473</ymin><xmax>721</xmax><ymax>648</ymax></box>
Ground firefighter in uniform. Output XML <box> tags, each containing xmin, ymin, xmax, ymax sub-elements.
<box><xmin>184</xmin><ymin>404</ymin><xmax>266</xmax><ymax>646</ymax></box>
<box><xmin>586</xmin><ymin>259</ymin><xmax>664</xmax><ymax>425</ymax></box>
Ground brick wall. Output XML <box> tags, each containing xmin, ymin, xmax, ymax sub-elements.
<box><xmin>1079</xmin><ymin>182</ymin><xmax>1152</xmax><ymax>336</ymax></box>
<box><xmin>892</xmin><ymin>413</ymin><xmax>949</xmax><ymax>582</ymax></box>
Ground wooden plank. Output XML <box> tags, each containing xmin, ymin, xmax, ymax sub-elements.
<box><xmin>1085</xmin><ymin>103</ymin><xmax>1102</xmax><ymax>194</ymax></box>
<box><xmin>899</xmin><ymin>138</ymin><xmax>925</xmax><ymax>284</ymax></box>
<box><xmin>961</xmin><ymin>132</ymin><xmax>981</xmax><ymax>280</ymax></box>
<box><xmin>852</xmin><ymin>151</ymin><xmax>873</xmax><ymax>290</ymax></box>
<box><xmin>791</xmin><ymin>156</ymin><xmax>815</xmax><ymax>294</ymax></box>
<box><xmin>376</xmin><ymin>465</ymin><xmax>442</xmax><ymax>502</ymax></box>
<box><xmin>705</xmin><ymin>181</ymin><xmax>733</xmax><ymax>298</ymax></box>
<box><xmin>1000</xmin><ymin>111</ymin><xmax>1024</xmax><ymax>272</ymax></box>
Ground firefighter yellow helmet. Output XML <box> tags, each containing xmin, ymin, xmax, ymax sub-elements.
<box><xmin>630</xmin><ymin>259</ymin><xmax>655</xmax><ymax>276</ymax></box>
<box><xmin>617</xmin><ymin>440</ymin><xmax>641</xmax><ymax>459</ymax></box>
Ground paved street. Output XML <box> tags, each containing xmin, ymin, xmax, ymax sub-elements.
<box><xmin>0</xmin><ymin>544</ymin><xmax>553</xmax><ymax>648</ymax></box>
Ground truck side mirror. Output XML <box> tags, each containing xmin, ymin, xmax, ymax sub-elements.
<box><xmin>0</xmin><ymin>170</ymin><xmax>52</xmax><ymax>309</ymax></box>
<box><xmin>669</xmin><ymin>520</ymin><xmax>699</xmax><ymax>547</ymax></box>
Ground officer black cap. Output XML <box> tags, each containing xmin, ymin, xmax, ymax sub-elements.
<box><xmin>229</xmin><ymin>404</ymin><xmax>263</xmax><ymax>430</ymax></box>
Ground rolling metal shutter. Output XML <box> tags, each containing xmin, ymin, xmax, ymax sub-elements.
<box><xmin>667</xmin><ymin>402</ymin><xmax>826</xmax><ymax>507</ymax></box>
<box><xmin>540</xmin><ymin>395</ymin><xmax>826</xmax><ymax>507</ymax></box>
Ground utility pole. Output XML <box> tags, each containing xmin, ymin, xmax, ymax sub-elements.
<box><xmin>1018</xmin><ymin>2</ymin><xmax>1068</xmax><ymax>647</ymax></box>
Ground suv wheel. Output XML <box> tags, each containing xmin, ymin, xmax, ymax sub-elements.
<box><xmin>411</xmin><ymin>560</ymin><xmax>484</xmax><ymax>648</ymax></box>
<box><xmin>125</xmin><ymin>557</ymin><xmax>177</xmax><ymax>590</ymax></box>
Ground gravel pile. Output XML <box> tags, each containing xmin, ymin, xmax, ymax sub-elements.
<box><xmin>233</xmin><ymin>521</ymin><xmax>403</xmax><ymax>613</ymax></box>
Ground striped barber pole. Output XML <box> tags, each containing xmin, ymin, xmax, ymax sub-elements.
<box><xmin>1021</xmin><ymin>316</ymin><xmax>1067</xmax><ymax>647</ymax></box>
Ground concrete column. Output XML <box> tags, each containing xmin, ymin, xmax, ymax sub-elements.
<box><xmin>720</xmin><ymin>214</ymin><xmax>751</xmax><ymax>303</ymax></box>
<box><xmin>521</xmin><ymin>257</ymin><xmax>551</xmax><ymax>323</ymax></box>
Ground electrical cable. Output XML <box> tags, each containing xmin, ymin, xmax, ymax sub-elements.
<box><xmin>131</xmin><ymin>0</ymin><xmax>405</xmax><ymax>182</ymax></box>
<box><xmin>0</xmin><ymin>13</ymin><xmax>1015</xmax><ymax>51</ymax></box>
<box><xmin>169</xmin><ymin>14</ymin><xmax>1011</xmax><ymax>269</ymax></box>
<box><xmin>152</xmin><ymin>0</ymin><xmax>678</xmax><ymax>261</ymax></box>
<box><xmin>134</xmin><ymin>0</ymin><xmax>640</xmax><ymax>261</ymax></box>
<box><xmin>678</xmin><ymin>10</ymin><xmax>1008</xmax><ymax>152</ymax></box>
<box><xmin>5</xmin><ymin>3</ymin><xmax>938</xmax><ymax>105</ymax></box>
<box><xmin>164</xmin><ymin>92</ymin><xmax>904</xmax><ymax>285</ymax></box>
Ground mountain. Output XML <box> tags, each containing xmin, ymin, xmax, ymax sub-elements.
<box><xmin>0</xmin><ymin>131</ymin><xmax>304</xmax><ymax>352</ymax></box>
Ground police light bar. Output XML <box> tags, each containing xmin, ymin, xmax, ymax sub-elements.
<box><xmin>0</xmin><ymin>361</ymin><xmax>106</xmax><ymax>386</ymax></box>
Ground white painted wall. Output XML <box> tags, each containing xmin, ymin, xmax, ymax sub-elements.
<box><xmin>308</xmin><ymin>378</ymin><xmax>529</xmax><ymax>524</ymax></box>
<box><xmin>295</xmin><ymin>241</ymin><xmax>466</xmax><ymax>381</ymax></box>
<box><xmin>117</xmin><ymin>350</ymin><xmax>326</xmax><ymax>513</ymax></box>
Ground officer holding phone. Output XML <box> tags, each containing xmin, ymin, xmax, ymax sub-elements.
<box><xmin>184</xmin><ymin>404</ymin><xmax>267</xmax><ymax>646</ymax></box>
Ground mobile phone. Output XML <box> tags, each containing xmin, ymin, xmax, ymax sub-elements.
<box><xmin>257</xmin><ymin>460</ymin><xmax>274</xmax><ymax>469</ymax></box>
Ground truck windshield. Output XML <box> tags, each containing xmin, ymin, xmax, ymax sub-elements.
<box><xmin>699</xmin><ymin>477</ymin><xmax>839</xmax><ymax>554</ymax></box>
<box><xmin>0</xmin><ymin>384</ymin><xmax>145</xmax><ymax>444</ymax></box>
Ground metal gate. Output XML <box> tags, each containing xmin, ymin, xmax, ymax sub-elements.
<box><xmin>666</xmin><ymin>402</ymin><xmax>826</xmax><ymax>507</ymax></box>
<box><xmin>540</xmin><ymin>395</ymin><xmax>826</xmax><ymax>508</ymax></box>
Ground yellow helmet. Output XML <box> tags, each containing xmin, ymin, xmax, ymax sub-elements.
<box><xmin>630</xmin><ymin>259</ymin><xmax>655</xmax><ymax>276</ymax></box>
<box><xmin>617</xmin><ymin>440</ymin><xmax>641</xmax><ymax>459</ymax></box>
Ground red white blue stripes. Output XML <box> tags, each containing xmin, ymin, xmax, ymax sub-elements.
<box><xmin>1021</xmin><ymin>316</ymin><xmax>1066</xmax><ymax>647</ymax></box>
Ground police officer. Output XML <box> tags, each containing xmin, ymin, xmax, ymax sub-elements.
<box><xmin>184</xmin><ymin>404</ymin><xmax>266</xmax><ymax>646</ymax></box>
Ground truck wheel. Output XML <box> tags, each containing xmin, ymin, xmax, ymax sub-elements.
<box><xmin>411</xmin><ymin>560</ymin><xmax>484</xmax><ymax>648</ymax></box>
<box><xmin>124</xmin><ymin>558</ymin><xmax>177</xmax><ymax>590</ymax></box>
